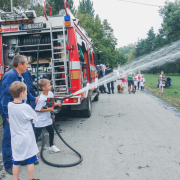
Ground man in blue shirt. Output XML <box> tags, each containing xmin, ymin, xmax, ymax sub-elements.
<box><xmin>97</xmin><ymin>65</ymin><xmax>107</xmax><ymax>93</ymax></box>
<box><xmin>0</xmin><ymin>55</ymin><xmax>38</xmax><ymax>175</ymax></box>
<box><xmin>105</xmin><ymin>64</ymin><xmax>114</xmax><ymax>94</ymax></box>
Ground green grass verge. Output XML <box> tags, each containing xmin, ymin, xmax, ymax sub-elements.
<box><xmin>144</xmin><ymin>74</ymin><xmax>180</xmax><ymax>107</ymax></box>
<box><xmin>0</xmin><ymin>116</ymin><xmax>2</xmax><ymax>126</ymax></box>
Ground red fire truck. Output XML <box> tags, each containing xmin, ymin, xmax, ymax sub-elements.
<box><xmin>0</xmin><ymin>1</ymin><xmax>99</xmax><ymax>117</ymax></box>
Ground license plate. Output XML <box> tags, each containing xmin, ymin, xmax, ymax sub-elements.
<box><xmin>23</xmin><ymin>22</ymin><xmax>44</xmax><ymax>30</ymax></box>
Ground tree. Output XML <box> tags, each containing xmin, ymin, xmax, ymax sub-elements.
<box><xmin>78</xmin><ymin>0</ymin><xmax>95</xmax><ymax>17</ymax></box>
<box><xmin>46</xmin><ymin>0</ymin><xmax>76</xmax><ymax>16</ymax></box>
<box><xmin>159</xmin><ymin>0</ymin><xmax>180</xmax><ymax>42</ymax></box>
<box><xmin>0</xmin><ymin>0</ymin><xmax>31</xmax><ymax>11</ymax></box>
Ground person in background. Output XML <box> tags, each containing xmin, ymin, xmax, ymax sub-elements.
<box><xmin>133</xmin><ymin>73</ymin><xmax>138</xmax><ymax>92</ymax></box>
<box><xmin>105</xmin><ymin>64</ymin><xmax>114</xmax><ymax>94</ymax></box>
<box><xmin>97</xmin><ymin>66</ymin><xmax>107</xmax><ymax>93</ymax></box>
<box><xmin>113</xmin><ymin>67</ymin><xmax>119</xmax><ymax>80</ymax></box>
<box><xmin>121</xmin><ymin>70</ymin><xmax>127</xmax><ymax>88</ymax></box>
<box><xmin>0</xmin><ymin>55</ymin><xmax>38</xmax><ymax>175</ymax></box>
<box><xmin>127</xmin><ymin>71</ymin><xmax>135</xmax><ymax>94</ymax></box>
<box><xmin>8</xmin><ymin>81</ymin><xmax>39</xmax><ymax>180</ymax></box>
<box><xmin>137</xmin><ymin>71</ymin><xmax>142</xmax><ymax>90</ymax></box>
<box><xmin>140</xmin><ymin>75</ymin><xmax>145</xmax><ymax>91</ymax></box>
<box><xmin>158</xmin><ymin>71</ymin><xmax>166</xmax><ymax>94</ymax></box>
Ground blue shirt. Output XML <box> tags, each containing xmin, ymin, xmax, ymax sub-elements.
<box><xmin>0</xmin><ymin>68</ymin><xmax>36</xmax><ymax>122</ymax></box>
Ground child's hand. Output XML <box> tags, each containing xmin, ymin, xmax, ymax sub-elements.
<box><xmin>48</xmin><ymin>107</ymin><xmax>54</xmax><ymax>112</ymax></box>
<box><xmin>35</xmin><ymin>96</ymin><xmax>39</xmax><ymax>104</ymax></box>
<box><xmin>57</xmin><ymin>102</ymin><xmax>62</xmax><ymax>107</ymax></box>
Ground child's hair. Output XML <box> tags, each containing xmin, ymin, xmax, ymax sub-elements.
<box><xmin>9</xmin><ymin>81</ymin><xmax>27</xmax><ymax>98</ymax></box>
<box><xmin>39</xmin><ymin>78</ymin><xmax>50</xmax><ymax>89</ymax></box>
<box><xmin>142</xmin><ymin>74</ymin><xmax>144</xmax><ymax>77</ymax></box>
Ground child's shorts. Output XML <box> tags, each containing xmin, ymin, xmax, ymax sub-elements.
<box><xmin>12</xmin><ymin>154</ymin><xmax>39</xmax><ymax>165</ymax></box>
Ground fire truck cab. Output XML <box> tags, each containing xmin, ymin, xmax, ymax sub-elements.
<box><xmin>0</xmin><ymin>1</ymin><xmax>99</xmax><ymax>117</ymax></box>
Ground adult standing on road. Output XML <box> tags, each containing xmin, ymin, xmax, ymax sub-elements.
<box><xmin>158</xmin><ymin>71</ymin><xmax>166</xmax><ymax>94</ymax></box>
<box><xmin>0</xmin><ymin>55</ymin><xmax>38</xmax><ymax>175</ymax></box>
<box><xmin>137</xmin><ymin>71</ymin><xmax>142</xmax><ymax>90</ymax></box>
<box><xmin>97</xmin><ymin>65</ymin><xmax>107</xmax><ymax>94</ymax></box>
<box><xmin>23</xmin><ymin>68</ymin><xmax>38</xmax><ymax>109</ymax></box>
<box><xmin>105</xmin><ymin>64</ymin><xmax>114</xmax><ymax>94</ymax></box>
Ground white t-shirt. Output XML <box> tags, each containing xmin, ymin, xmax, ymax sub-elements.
<box><xmin>134</xmin><ymin>76</ymin><xmax>138</xmax><ymax>86</ymax></box>
<box><xmin>35</xmin><ymin>91</ymin><xmax>54</xmax><ymax>128</ymax></box>
<box><xmin>8</xmin><ymin>102</ymin><xmax>38</xmax><ymax>161</ymax></box>
<box><xmin>140</xmin><ymin>78</ymin><xmax>145</xmax><ymax>86</ymax></box>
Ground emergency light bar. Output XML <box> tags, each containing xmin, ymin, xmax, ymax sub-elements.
<box><xmin>64</xmin><ymin>15</ymin><xmax>71</xmax><ymax>27</ymax></box>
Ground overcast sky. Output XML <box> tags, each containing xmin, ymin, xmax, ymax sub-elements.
<box><xmin>73</xmin><ymin>0</ymin><xmax>175</xmax><ymax>48</ymax></box>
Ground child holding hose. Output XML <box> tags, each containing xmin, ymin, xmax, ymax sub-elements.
<box><xmin>34</xmin><ymin>78</ymin><xmax>62</xmax><ymax>152</ymax></box>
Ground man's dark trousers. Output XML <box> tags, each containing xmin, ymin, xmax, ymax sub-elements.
<box><xmin>2</xmin><ymin>120</ymin><xmax>12</xmax><ymax>170</ymax></box>
<box><xmin>107</xmin><ymin>81</ymin><xmax>114</xmax><ymax>92</ymax></box>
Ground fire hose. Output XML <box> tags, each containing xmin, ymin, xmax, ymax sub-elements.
<box><xmin>40</xmin><ymin>97</ymin><xmax>83</xmax><ymax>167</ymax></box>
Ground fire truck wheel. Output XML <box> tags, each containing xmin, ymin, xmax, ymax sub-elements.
<box><xmin>94</xmin><ymin>88</ymin><xmax>99</xmax><ymax>101</ymax></box>
<box><xmin>81</xmin><ymin>94</ymin><xmax>92</xmax><ymax>118</ymax></box>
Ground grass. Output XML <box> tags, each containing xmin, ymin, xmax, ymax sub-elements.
<box><xmin>0</xmin><ymin>116</ymin><xmax>2</xmax><ymax>126</ymax></box>
<box><xmin>144</xmin><ymin>74</ymin><xmax>180</xmax><ymax>107</ymax></box>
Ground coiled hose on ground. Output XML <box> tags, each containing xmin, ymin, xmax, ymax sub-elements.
<box><xmin>40</xmin><ymin>121</ymin><xmax>83</xmax><ymax>167</ymax></box>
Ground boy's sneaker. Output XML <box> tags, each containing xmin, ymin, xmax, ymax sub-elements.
<box><xmin>49</xmin><ymin>145</ymin><xmax>60</xmax><ymax>152</ymax></box>
<box><xmin>129</xmin><ymin>91</ymin><xmax>131</xmax><ymax>94</ymax></box>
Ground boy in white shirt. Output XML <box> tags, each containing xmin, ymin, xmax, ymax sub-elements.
<box><xmin>34</xmin><ymin>79</ymin><xmax>62</xmax><ymax>152</ymax></box>
<box><xmin>8</xmin><ymin>81</ymin><xmax>39</xmax><ymax>180</ymax></box>
<box><xmin>140</xmin><ymin>75</ymin><xmax>145</xmax><ymax>91</ymax></box>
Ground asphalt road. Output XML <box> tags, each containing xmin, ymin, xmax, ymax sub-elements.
<box><xmin>1</xmin><ymin>81</ymin><xmax>180</xmax><ymax>180</ymax></box>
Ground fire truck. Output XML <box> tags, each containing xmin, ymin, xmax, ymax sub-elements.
<box><xmin>0</xmin><ymin>1</ymin><xmax>99</xmax><ymax>117</ymax></box>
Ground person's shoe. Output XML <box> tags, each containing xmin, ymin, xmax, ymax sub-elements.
<box><xmin>49</xmin><ymin>145</ymin><xmax>60</xmax><ymax>152</ymax></box>
<box><xmin>34</xmin><ymin>160</ymin><xmax>39</xmax><ymax>165</ymax></box>
<box><xmin>132</xmin><ymin>90</ymin><xmax>135</xmax><ymax>94</ymax></box>
<box><xmin>137</xmin><ymin>89</ymin><xmax>139</xmax><ymax>90</ymax></box>
<box><xmin>104</xmin><ymin>91</ymin><xmax>108</xmax><ymax>94</ymax></box>
<box><xmin>112</xmin><ymin>91</ymin><xmax>114</xmax><ymax>94</ymax></box>
<box><xmin>129</xmin><ymin>91</ymin><xmax>131</xmax><ymax>94</ymax></box>
<box><xmin>5</xmin><ymin>168</ymin><xmax>13</xmax><ymax>175</ymax></box>
<box><xmin>107</xmin><ymin>91</ymin><xmax>111</xmax><ymax>94</ymax></box>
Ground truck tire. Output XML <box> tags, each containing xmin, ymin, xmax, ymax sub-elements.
<box><xmin>81</xmin><ymin>93</ymin><xmax>92</xmax><ymax>118</ymax></box>
<box><xmin>94</xmin><ymin>88</ymin><xmax>99</xmax><ymax>101</ymax></box>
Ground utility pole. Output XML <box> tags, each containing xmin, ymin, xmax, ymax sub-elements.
<box><xmin>11</xmin><ymin>0</ymin><xmax>13</xmax><ymax>12</ymax></box>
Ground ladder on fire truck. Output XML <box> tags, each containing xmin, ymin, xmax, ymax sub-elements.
<box><xmin>50</xmin><ymin>24</ymin><xmax>69</xmax><ymax>96</ymax></box>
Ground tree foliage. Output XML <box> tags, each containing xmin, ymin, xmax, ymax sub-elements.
<box><xmin>77</xmin><ymin>0</ymin><xmax>119</xmax><ymax>67</ymax></box>
<box><xmin>78</xmin><ymin>0</ymin><xmax>95</xmax><ymax>17</ymax></box>
<box><xmin>128</xmin><ymin>0</ymin><xmax>180</xmax><ymax>74</ymax></box>
<box><xmin>46</xmin><ymin>0</ymin><xmax>76</xmax><ymax>16</ymax></box>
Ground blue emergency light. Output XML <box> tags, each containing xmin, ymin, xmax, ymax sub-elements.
<box><xmin>22</xmin><ymin>24</ymin><xmax>24</xmax><ymax>30</ymax></box>
<box><xmin>64</xmin><ymin>15</ymin><xmax>70</xmax><ymax>21</ymax></box>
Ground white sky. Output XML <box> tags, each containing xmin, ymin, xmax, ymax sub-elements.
<box><xmin>73</xmin><ymin>0</ymin><xmax>175</xmax><ymax>48</ymax></box>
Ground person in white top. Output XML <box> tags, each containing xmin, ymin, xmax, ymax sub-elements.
<box><xmin>34</xmin><ymin>79</ymin><xmax>62</xmax><ymax>153</ymax></box>
<box><xmin>8</xmin><ymin>81</ymin><xmax>39</xmax><ymax>180</ymax></box>
<box><xmin>140</xmin><ymin>75</ymin><xmax>145</xmax><ymax>91</ymax></box>
<box><xmin>133</xmin><ymin>73</ymin><xmax>138</xmax><ymax>92</ymax></box>
<box><xmin>137</xmin><ymin>71</ymin><xmax>142</xmax><ymax>90</ymax></box>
